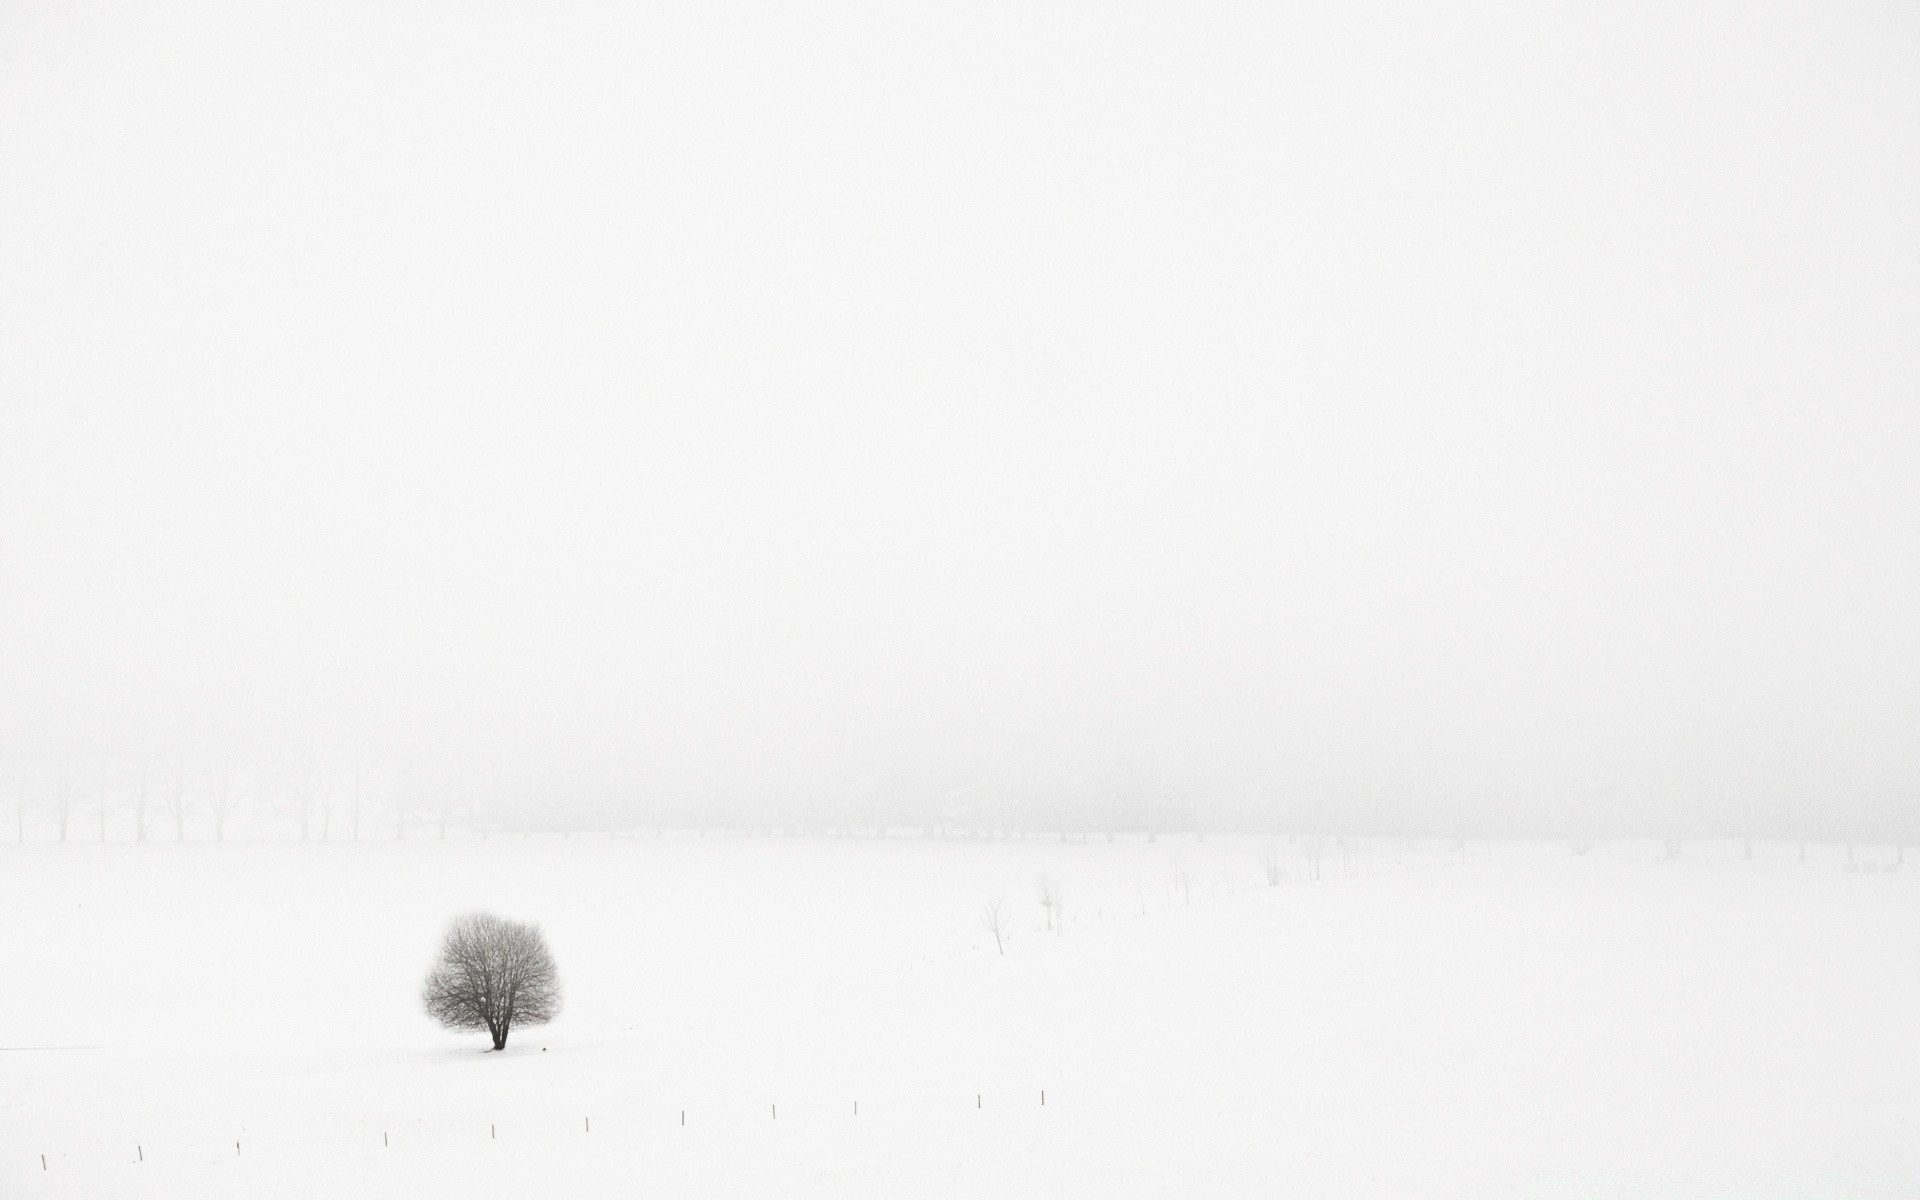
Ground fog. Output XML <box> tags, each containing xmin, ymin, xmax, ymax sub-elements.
<box><xmin>1</xmin><ymin>0</ymin><xmax>1916</xmax><ymax>839</ymax></box>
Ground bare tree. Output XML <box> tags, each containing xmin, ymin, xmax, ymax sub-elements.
<box><xmin>279</xmin><ymin>756</ymin><xmax>341</xmax><ymax>841</ymax></box>
<box><xmin>432</xmin><ymin>778</ymin><xmax>468</xmax><ymax>841</ymax></box>
<box><xmin>281</xmin><ymin>768</ymin><xmax>311</xmax><ymax>841</ymax></box>
<box><xmin>54</xmin><ymin>761</ymin><xmax>73</xmax><ymax>842</ymax></box>
<box><xmin>206</xmin><ymin>761</ymin><xmax>239</xmax><ymax>841</ymax></box>
<box><xmin>349</xmin><ymin>759</ymin><xmax>368</xmax><ymax>841</ymax></box>
<box><xmin>94</xmin><ymin>757</ymin><xmax>112</xmax><ymax>841</ymax></box>
<box><xmin>161</xmin><ymin>759</ymin><xmax>195</xmax><ymax>841</ymax></box>
<box><xmin>315</xmin><ymin>758</ymin><xmax>339</xmax><ymax>841</ymax></box>
<box><xmin>979</xmin><ymin>896</ymin><xmax>1009</xmax><ymax>955</ymax></box>
<box><xmin>1036</xmin><ymin>874</ymin><xmax>1062</xmax><ymax>934</ymax></box>
<box><xmin>276</xmin><ymin>759</ymin><xmax>325</xmax><ymax>841</ymax></box>
<box><xmin>128</xmin><ymin>761</ymin><xmax>152</xmax><ymax>843</ymax></box>
<box><xmin>1260</xmin><ymin>839</ymin><xmax>1285</xmax><ymax>886</ymax></box>
<box><xmin>1301</xmin><ymin>837</ymin><xmax>1324</xmax><ymax>881</ymax></box>
<box><xmin>422</xmin><ymin>912</ymin><xmax>562</xmax><ymax>1051</ymax></box>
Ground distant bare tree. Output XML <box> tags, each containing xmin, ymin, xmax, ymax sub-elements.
<box><xmin>1036</xmin><ymin>874</ymin><xmax>1062</xmax><ymax>933</ymax></box>
<box><xmin>1260</xmin><ymin>839</ymin><xmax>1284</xmax><ymax>886</ymax></box>
<box><xmin>432</xmin><ymin>779</ymin><xmax>468</xmax><ymax>841</ymax></box>
<box><xmin>349</xmin><ymin>759</ymin><xmax>368</xmax><ymax>841</ymax></box>
<box><xmin>54</xmin><ymin>762</ymin><xmax>74</xmax><ymax>842</ymax></box>
<box><xmin>1301</xmin><ymin>837</ymin><xmax>1324</xmax><ymax>881</ymax></box>
<box><xmin>280</xmin><ymin>758</ymin><xmax>334</xmax><ymax>841</ymax></box>
<box><xmin>161</xmin><ymin>759</ymin><xmax>194</xmax><ymax>840</ymax></box>
<box><xmin>205</xmin><ymin>762</ymin><xmax>239</xmax><ymax>840</ymax></box>
<box><xmin>281</xmin><ymin>769</ymin><xmax>311</xmax><ymax>841</ymax></box>
<box><xmin>422</xmin><ymin>912</ymin><xmax>562</xmax><ymax>1051</ymax></box>
<box><xmin>128</xmin><ymin>761</ymin><xmax>152</xmax><ymax>842</ymax></box>
<box><xmin>1171</xmin><ymin>864</ymin><xmax>1192</xmax><ymax>905</ymax></box>
<box><xmin>93</xmin><ymin>757</ymin><xmax>112</xmax><ymax>841</ymax></box>
<box><xmin>314</xmin><ymin>759</ymin><xmax>339</xmax><ymax>841</ymax></box>
<box><xmin>979</xmin><ymin>896</ymin><xmax>1009</xmax><ymax>955</ymax></box>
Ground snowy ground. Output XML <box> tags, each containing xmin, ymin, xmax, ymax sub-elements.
<box><xmin>4</xmin><ymin>833</ymin><xmax>1917</xmax><ymax>1198</ymax></box>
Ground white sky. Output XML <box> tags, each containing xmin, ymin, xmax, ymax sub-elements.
<box><xmin>1</xmin><ymin>0</ymin><xmax>1916</xmax><ymax>830</ymax></box>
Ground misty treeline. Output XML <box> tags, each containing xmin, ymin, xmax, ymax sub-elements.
<box><xmin>0</xmin><ymin>743</ymin><xmax>1222</xmax><ymax>843</ymax></box>
<box><xmin>1</xmin><ymin>741</ymin><xmax>1913</xmax><ymax>847</ymax></box>
<box><xmin>0</xmin><ymin>750</ymin><xmax>401</xmax><ymax>843</ymax></box>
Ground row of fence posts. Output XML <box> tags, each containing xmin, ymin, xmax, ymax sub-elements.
<box><xmin>39</xmin><ymin>1091</ymin><xmax>1053</xmax><ymax>1171</ymax></box>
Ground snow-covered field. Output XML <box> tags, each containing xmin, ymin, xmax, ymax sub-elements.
<box><xmin>5</xmin><ymin>834</ymin><xmax>1917</xmax><ymax>1198</ymax></box>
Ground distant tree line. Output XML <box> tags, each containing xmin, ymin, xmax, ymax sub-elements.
<box><xmin>0</xmin><ymin>744</ymin><xmax>1913</xmax><ymax>848</ymax></box>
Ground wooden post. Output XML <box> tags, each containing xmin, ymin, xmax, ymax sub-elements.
<box><xmin>976</xmin><ymin>1094</ymin><xmax>981</xmax><ymax>1108</ymax></box>
<box><xmin>383</xmin><ymin>1132</ymin><xmax>388</xmax><ymax>1147</ymax></box>
<box><xmin>236</xmin><ymin>1142</ymin><xmax>241</xmax><ymax>1157</ymax></box>
<box><xmin>1041</xmin><ymin>1090</ymin><xmax>1045</xmax><ymax>1106</ymax></box>
<box><xmin>854</xmin><ymin>1100</ymin><xmax>858</xmax><ymax>1115</ymax></box>
<box><xmin>138</xmin><ymin>1144</ymin><xmax>143</xmax><ymax>1161</ymax></box>
<box><xmin>680</xmin><ymin>1110</ymin><xmax>685</xmax><ymax>1126</ymax></box>
<box><xmin>41</xmin><ymin>1154</ymin><xmax>46</xmax><ymax>1171</ymax></box>
<box><xmin>771</xmin><ymin>1104</ymin><xmax>776</xmax><ymax>1119</ymax></box>
<box><xmin>585</xmin><ymin>1117</ymin><xmax>590</xmax><ymax>1133</ymax></box>
<box><xmin>491</xmin><ymin>1124</ymin><xmax>495</xmax><ymax>1140</ymax></box>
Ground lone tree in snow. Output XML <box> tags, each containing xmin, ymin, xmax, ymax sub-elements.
<box><xmin>979</xmin><ymin>895</ymin><xmax>1009</xmax><ymax>955</ymax></box>
<box><xmin>1036</xmin><ymin>874</ymin><xmax>1062</xmax><ymax>933</ymax></box>
<box><xmin>422</xmin><ymin>912</ymin><xmax>561</xmax><ymax>1051</ymax></box>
